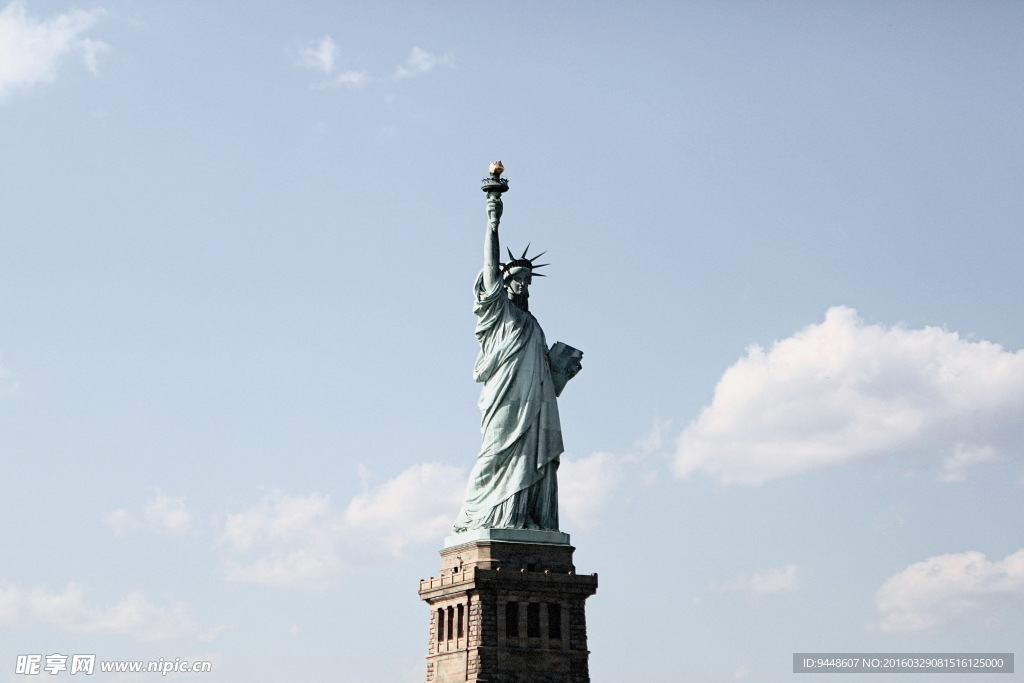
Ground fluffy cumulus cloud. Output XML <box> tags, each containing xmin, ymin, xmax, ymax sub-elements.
<box><xmin>0</xmin><ymin>1</ymin><xmax>107</xmax><ymax>100</ymax></box>
<box><xmin>713</xmin><ymin>564</ymin><xmax>799</xmax><ymax>595</ymax></box>
<box><xmin>876</xmin><ymin>549</ymin><xmax>1024</xmax><ymax>631</ymax></box>
<box><xmin>675</xmin><ymin>307</ymin><xmax>1024</xmax><ymax>485</ymax></box>
<box><xmin>218</xmin><ymin>463</ymin><xmax>464</xmax><ymax>589</ymax></box>
<box><xmin>0</xmin><ymin>582</ymin><xmax>216</xmax><ymax>641</ymax></box>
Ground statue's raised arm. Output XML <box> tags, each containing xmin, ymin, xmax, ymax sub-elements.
<box><xmin>482</xmin><ymin>191</ymin><xmax>503</xmax><ymax>293</ymax></box>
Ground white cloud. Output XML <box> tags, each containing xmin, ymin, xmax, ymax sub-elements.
<box><xmin>634</xmin><ymin>417</ymin><xmax>671</xmax><ymax>459</ymax></box>
<box><xmin>218</xmin><ymin>462</ymin><xmax>464</xmax><ymax>588</ymax></box>
<box><xmin>213</xmin><ymin>448</ymin><xmax>627</xmax><ymax>591</ymax></box>
<box><xmin>939</xmin><ymin>443</ymin><xmax>998</xmax><ymax>483</ymax></box>
<box><xmin>143</xmin><ymin>490</ymin><xmax>192</xmax><ymax>533</ymax></box>
<box><xmin>713</xmin><ymin>564</ymin><xmax>799</xmax><ymax>594</ymax></box>
<box><xmin>873</xmin><ymin>503</ymin><xmax>911</xmax><ymax>533</ymax></box>
<box><xmin>319</xmin><ymin>70</ymin><xmax>371</xmax><ymax>89</ymax></box>
<box><xmin>0</xmin><ymin>1</ymin><xmax>107</xmax><ymax>101</ymax></box>
<box><xmin>103</xmin><ymin>508</ymin><xmax>139</xmax><ymax>536</ymax></box>
<box><xmin>297</xmin><ymin>35</ymin><xmax>337</xmax><ymax>74</ymax></box>
<box><xmin>220</xmin><ymin>490</ymin><xmax>333</xmax><ymax>552</ymax></box>
<box><xmin>394</xmin><ymin>46</ymin><xmax>452</xmax><ymax>79</ymax></box>
<box><xmin>223</xmin><ymin>545</ymin><xmax>341</xmax><ymax>590</ymax></box>
<box><xmin>343</xmin><ymin>462</ymin><xmax>464</xmax><ymax>555</ymax></box>
<box><xmin>79</xmin><ymin>37</ymin><xmax>108</xmax><ymax>76</ymax></box>
<box><xmin>734</xmin><ymin>664</ymin><xmax>750</xmax><ymax>679</ymax></box>
<box><xmin>675</xmin><ymin>307</ymin><xmax>1024</xmax><ymax>485</ymax></box>
<box><xmin>219</xmin><ymin>490</ymin><xmax>341</xmax><ymax>590</ymax></box>
<box><xmin>295</xmin><ymin>41</ymin><xmax>449</xmax><ymax>90</ymax></box>
<box><xmin>105</xmin><ymin>489</ymin><xmax>191</xmax><ymax>535</ymax></box>
<box><xmin>876</xmin><ymin>549</ymin><xmax>1024</xmax><ymax>631</ymax></box>
<box><xmin>558</xmin><ymin>452</ymin><xmax>622</xmax><ymax>529</ymax></box>
<box><xmin>217</xmin><ymin>453</ymin><xmax>632</xmax><ymax>588</ymax></box>
<box><xmin>0</xmin><ymin>353</ymin><xmax>18</xmax><ymax>395</ymax></box>
<box><xmin>0</xmin><ymin>582</ymin><xmax>217</xmax><ymax>641</ymax></box>
<box><xmin>295</xmin><ymin>35</ymin><xmax>371</xmax><ymax>89</ymax></box>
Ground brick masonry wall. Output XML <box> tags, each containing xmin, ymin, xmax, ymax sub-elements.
<box><xmin>419</xmin><ymin>540</ymin><xmax>597</xmax><ymax>683</ymax></box>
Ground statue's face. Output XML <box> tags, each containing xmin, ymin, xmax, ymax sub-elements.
<box><xmin>505</xmin><ymin>269</ymin><xmax>531</xmax><ymax>297</ymax></box>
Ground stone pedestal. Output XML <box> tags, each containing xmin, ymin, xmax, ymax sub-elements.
<box><xmin>418</xmin><ymin>531</ymin><xmax>598</xmax><ymax>683</ymax></box>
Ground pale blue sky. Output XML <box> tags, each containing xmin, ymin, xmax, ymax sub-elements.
<box><xmin>1</xmin><ymin>2</ymin><xmax>1022</xmax><ymax>681</ymax></box>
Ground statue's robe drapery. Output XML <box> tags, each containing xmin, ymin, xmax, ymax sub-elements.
<box><xmin>452</xmin><ymin>272</ymin><xmax>563</xmax><ymax>531</ymax></box>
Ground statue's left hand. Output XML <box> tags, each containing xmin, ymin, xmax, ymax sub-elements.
<box><xmin>566</xmin><ymin>358</ymin><xmax>582</xmax><ymax>380</ymax></box>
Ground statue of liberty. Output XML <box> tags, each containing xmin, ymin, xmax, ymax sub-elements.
<box><xmin>452</xmin><ymin>163</ymin><xmax>582</xmax><ymax>534</ymax></box>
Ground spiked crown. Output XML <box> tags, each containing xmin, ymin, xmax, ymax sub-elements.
<box><xmin>501</xmin><ymin>245</ymin><xmax>548</xmax><ymax>280</ymax></box>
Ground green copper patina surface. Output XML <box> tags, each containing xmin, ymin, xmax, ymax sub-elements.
<box><xmin>452</xmin><ymin>165</ymin><xmax>582</xmax><ymax>535</ymax></box>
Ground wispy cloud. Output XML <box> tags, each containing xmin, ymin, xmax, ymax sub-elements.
<box><xmin>297</xmin><ymin>35</ymin><xmax>337</xmax><ymax>74</ymax></box>
<box><xmin>873</xmin><ymin>503</ymin><xmax>911</xmax><ymax>533</ymax></box>
<box><xmin>634</xmin><ymin>417</ymin><xmax>671</xmax><ymax>459</ymax></box>
<box><xmin>143</xmin><ymin>490</ymin><xmax>192</xmax><ymax>533</ymax></box>
<box><xmin>78</xmin><ymin>37</ymin><xmax>108</xmax><ymax>76</ymax></box>
<box><xmin>876</xmin><ymin>549</ymin><xmax>1024</xmax><ymax>631</ymax></box>
<box><xmin>295</xmin><ymin>35</ymin><xmax>370</xmax><ymax>89</ymax></box>
<box><xmin>0</xmin><ymin>1</ymin><xmax>108</xmax><ymax>101</ymax></box>
<box><xmin>558</xmin><ymin>452</ymin><xmax>622</xmax><ymax>529</ymax></box>
<box><xmin>394</xmin><ymin>46</ymin><xmax>453</xmax><ymax>79</ymax></box>
<box><xmin>219</xmin><ymin>490</ymin><xmax>341</xmax><ymax>590</ymax></box>
<box><xmin>675</xmin><ymin>306</ymin><xmax>1024</xmax><ymax>485</ymax></box>
<box><xmin>0</xmin><ymin>354</ymin><xmax>17</xmax><ymax>395</ymax></box>
<box><xmin>294</xmin><ymin>37</ymin><xmax>451</xmax><ymax>91</ymax></box>
<box><xmin>343</xmin><ymin>462</ymin><xmax>465</xmax><ymax>554</ymax></box>
<box><xmin>216</xmin><ymin>449</ymin><xmax>641</xmax><ymax>589</ymax></box>
<box><xmin>712</xmin><ymin>564</ymin><xmax>799</xmax><ymax>595</ymax></box>
<box><xmin>335</xmin><ymin>69</ymin><xmax>372</xmax><ymax>87</ymax></box>
<box><xmin>0</xmin><ymin>582</ymin><xmax>219</xmax><ymax>641</ymax></box>
<box><xmin>316</xmin><ymin>69</ymin><xmax>372</xmax><ymax>90</ymax></box>
<box><xmin>131</xmin><ymin>447</ymin><xmax>631</xmax><ymax>592</ymax></box>
<box><xmin>939</xmin><ymin>444</ymin><xmax>999</xmax><ymax>483</ymax></box>
<box><xmin>105</xmin><ymin>489</ymin><xmax>192</xmax><ymax>536</ymax></box>
<box><xmin>102</xmin><ymin>508</ymin><xmax>138</xmax><ymax>536</ymax></box>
